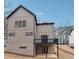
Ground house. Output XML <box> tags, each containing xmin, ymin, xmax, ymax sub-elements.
<box><xmin>6</xmin><ymin>5</ymin><xmax>58</xmax><ymax>57</ymax></box>
<box><xmin>68</xmin><ymin>30</ymin><xmax>74</xmax><ymax>48</ymax></box>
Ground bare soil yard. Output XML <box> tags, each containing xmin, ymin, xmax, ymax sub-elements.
<box><xmin>4</xmin><ymin>45</ymin><xmax>74</xmax><ymax>59</ymax></box>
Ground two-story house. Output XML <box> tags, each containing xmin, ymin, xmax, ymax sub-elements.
<box><xmin>6</xmin><ymin>5</ymin><xmax>58</xmax><ymax>57</ymax></box>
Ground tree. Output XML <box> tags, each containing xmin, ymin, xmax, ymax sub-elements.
<box><xmin>4</xmin><ymin>0</ymin><xmax>12</xmax><ymax>42</ymax></box>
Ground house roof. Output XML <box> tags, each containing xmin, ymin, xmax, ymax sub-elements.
<box><xmin>6</xmin><ymin>5</ymin><xmax>54</xmax><ymax>25</ymax></box>
<box><xmin>37</xmin><ymin>22</ymin><xmax>54</xmax><ymax>25</ymax></box>
<box><xmin>6</xmin><ymin>5</ymin><xmax>37</xmax><ymax>23</ymax></box>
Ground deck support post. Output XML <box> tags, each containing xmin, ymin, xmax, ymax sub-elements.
<box><xmin>57</xmin><ymin>39</ymin><xmax>59</xmax><ymax>58</ymax></box>
<box><xmin>36</xmin><ymin>45</ymin><xmax>37</xmax><ymax>56</ymax></box>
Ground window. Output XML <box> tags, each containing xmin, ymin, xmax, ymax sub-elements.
<box><xmin>9</xmin><ymin>32</ymin><xmax>15</xmax><ymax>37</ymax></box>
<box><xmin>23</xmin><ymin>20</ymin><xmax>26</xmax><ymax>27</ymax></box>
<box><xmin>42</xmin><ymin>46</ymin><xmax>48</xmax><ymax>53</ymax></box>
<box><xmin>15</xmin><ymin>20</ymin><xmax>26</xmax><ymax>28</ymax></box>
<box><xmin>19</xmin><ymin>21</ymin><xmax>22</xmax><ymax>27</ymax></box>
<box><xmin>25</xmin><ymin>32</ymin><xmax>33</xmax><ymax>36</ymax></box>
<box><xmin>19</xmin><ymin>46</ymin><xmax>27</xmax><ymax>49</ymax></box>
<box><xmin>15</xmin><ymin>21</ymin><xmax>19</xmax><ymax>28</ymax></box>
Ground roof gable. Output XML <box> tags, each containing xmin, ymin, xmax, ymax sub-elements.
<box><xmin>7</xmin><ymin>5</ymin><xmax>37</xmax><ymax>23</ymax></box>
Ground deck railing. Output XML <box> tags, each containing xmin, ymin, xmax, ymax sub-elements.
<box><xmin>34</xmin><ymin>38</ymin><xmax>58</xmax><ymax>44</ymax></box>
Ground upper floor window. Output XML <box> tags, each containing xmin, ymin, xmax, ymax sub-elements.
<box><xmin>15</xmin><ymin>20</ymin><xmax>26</xmax><ymax>28</ymax></box>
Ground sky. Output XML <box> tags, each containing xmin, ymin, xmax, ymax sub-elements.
<box><xmin>4</xmin><ymin>0</ymin><xmax>74</xmax><ymax>27</ymax></box>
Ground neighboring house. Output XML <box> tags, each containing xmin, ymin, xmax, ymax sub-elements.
<box><xmin>68</xmin><ymin>30</ymin><xmax>74</xmax><ymax>48</ymax></box>
<box><xmin>6</xmin><ymin>5</ymin><xmax>57</xmax><ymax>56</ymax></box>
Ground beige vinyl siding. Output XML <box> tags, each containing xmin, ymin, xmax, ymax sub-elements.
<box><xmin>7</xmin><ymin>7</ymin><xmax>36</xmax><ymax>56</ymax></box>
<box><xmin>36</xmin><ymin>25</ymin><xmax>54</xmax><ymax>39</ymax></box>
<box><xmin>7</xmin><ymin>6</ymin><xmax>55</xmax><ymax>56</ymax></box>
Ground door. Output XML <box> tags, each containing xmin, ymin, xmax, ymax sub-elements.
<box><xmin>41</xmin><ymin>35</ymin><xmax>48</xmax><ymax>43</ymax></box>
<box><xmin>42</xmin><ymin>46</ymin><xmax>48</xmax><ymax>54</ymax></box>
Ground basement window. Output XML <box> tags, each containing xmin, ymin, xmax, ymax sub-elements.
<box><xmin>19</xmin><ymin>46</ymin><xmax>27</xmax><ymax>49</ymax></box>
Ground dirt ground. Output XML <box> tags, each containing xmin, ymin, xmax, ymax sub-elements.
<box><xmin>4</xmin><ymin>45</ymin><xmax>74</xmax><ymax>59</ymax></box>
